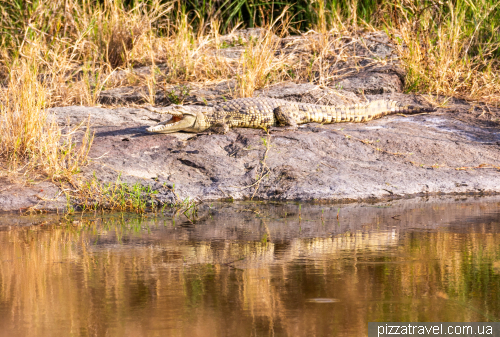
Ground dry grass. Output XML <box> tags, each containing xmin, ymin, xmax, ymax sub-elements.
<box><xmin>1</xmin><ymin>0</ymin><xmax>498</xmax><ymax>103</ymax></box>
<box><xmin>0</xmin><ymin>51</ymin><xmax>93</xmax><ymax>182</ymax></box>
<box><xmin>5</xmin><ymin>0</ymin><xmax>496</xmax><ymax>107</ymax></box>
<box><xmin>235</xmin><ymin>15</ymin><xmax>292</xmax><ymax>98</ymax></box>
<box><xmin>0</xmin><ymin>0</ymin><xmax>162</xmax><ymax>185</ymax></box>
<box><xmin>393</xmin><ymin>0</ymin><xmax>500</xmax><ymax>102</ymax></box>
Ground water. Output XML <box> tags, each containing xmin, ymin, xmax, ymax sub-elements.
<box><xmin>1</xmin><ymin>196</ymin><xmax>500</xmax><ymax>336</ymax></box>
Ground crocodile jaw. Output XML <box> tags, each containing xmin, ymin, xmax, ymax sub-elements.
<box><xmin>146</xmin><ymin>114</ymin><xmax>198</xmax><ymax>133</ymax></box>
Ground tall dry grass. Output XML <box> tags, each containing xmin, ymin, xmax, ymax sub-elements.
<box><xmin>0</xmin><ymin>0</ymin><xmax>166</xmax><ymax>182</ymax></box>
<box><xmin>1</xmin><ymin>0</ymin><xmax>498</xmax><ymax>103</ymax></box>
<box><xmin>0</xmin><ymin>50</ymin><xmax>93</xmax><ymax>181</ymax></box>
<box><xmin>390</xmin><ymin>0</ymin><xmax>500</xmax><ymax>102</ymax></box>
<box><xmin>235</xmin><ymin>13</ymin><xmax>292</xmax><ymax>97</ymax></box>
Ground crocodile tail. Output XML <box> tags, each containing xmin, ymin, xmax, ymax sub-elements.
<box><xmin>341</xmin><ymin>100</ymin><xmax>436</xmax><ymax>122</ymax></box>
<box><xmin>393</xmin><ymin>101</ymin><xmax>437</xmax><ymax>114</ymax></box>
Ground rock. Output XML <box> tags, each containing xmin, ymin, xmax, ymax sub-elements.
<box><xmin>334</xmin><ymin>70</ymin><xmax>403</xmax><ymax>95</ymax></box>
<box><xmin>256</xmin><ymin>82</ymin><xmax>361</xmax><ymax>106</ymax></box>
<box><xmin>106</xmin><ymin>64</ymin><xmax>169</xmax><ymax>85</ymax></box>
<box><xmin>3</xmin><ymin>88</ymin><xmax>500</xmax><ymax>211</ymax></box>
<box><xmin>219</xmin><ymin>28</ymin><xmax>279</xmax><ymax>45</ymax></box>
<box><xmin>98</xmin><ymin>81</ymin><xmax>238</xmax><ymax>106</ymax></box>
<box><xmin>21</xmin><ymin>84</ymin><xmax>496</xmax><ymax>212</ymax></box>
<box><xmin>50</xmin><ymin>105</ymin><xmax>161</xmax><ymax>127</ymax></box>
<box><xmin>97</xmin><ymin>30</ymin><xmax>405</xmax><ymax>106</ymax></box>
<box><xmin>98</xmin><ymin>86</ymin><xmax>156</xmax><ymax>105</ymax></box>
<box><xmin>0</xmin><ymin>178</ymin><xmax>66</xmax><ymax>212</ymax></box>
<box><xmin>216</xmin><ymin>47</ymin><xmax>247</xmax><ymax>60</ymax></box>
<box><xmin>279</xmin><ymin>31</ymin><xmax>405</xmax><ymax>94</ymax></box>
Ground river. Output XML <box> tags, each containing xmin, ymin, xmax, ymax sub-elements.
<box><xmin>1</xmin><ymin>196</ymin><xmax>499</xmax><ymax>336</ymax></box>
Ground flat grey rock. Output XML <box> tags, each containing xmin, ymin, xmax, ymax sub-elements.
<box><xmin>18</xmin><ymin>84</ymin><xmax>495</xmax><ymax>212</ymax></box>
<box><xmin>257</xmin><ymin>82</ymin><xmax>361</xmax><ymax>106</ymax></box>
<box><xmin>335</xmin><ymin>71</ymin><xmax>403</xmax><ymax>94</ymax></box>
<box><xmin>0</xmin><ymin>179</ymin><xmax>66</xmax><ymax>212</ymax></box>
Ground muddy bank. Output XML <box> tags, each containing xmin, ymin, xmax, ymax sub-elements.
<box><xmin>1</xmin><ymin>31</ymin><xmax>499</xmax><ymax>212</ymax></box>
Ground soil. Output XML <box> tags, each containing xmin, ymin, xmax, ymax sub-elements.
<box><xmin>1</xmin><ymin>30</ymin><xmax>499</xmax><ymax>212</ymax></box>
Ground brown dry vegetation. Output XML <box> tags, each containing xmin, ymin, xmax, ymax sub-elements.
<box><xmin>0</xmin><ymin>0</ymin><xmax>498</xmax><ymax>205</ymax></box>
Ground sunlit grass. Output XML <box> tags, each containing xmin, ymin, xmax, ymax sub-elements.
<box><xmin>391</xmin><ymin>0</ymin><xmax>500</xmax><ymax>102</ymax></box>
<box><xmin>0</xmin><ymin>50</ymin><xmax>93</xmax><ymax>181</ymax></box>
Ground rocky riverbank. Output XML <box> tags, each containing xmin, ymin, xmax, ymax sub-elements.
<box><xmin>1</xmin><ymin>30</ymin><xmax>499</xmax><ymax>212</ymax></box>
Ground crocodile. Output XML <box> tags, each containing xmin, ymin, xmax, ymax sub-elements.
<box><xmin>145</xmin><ymin>97</ymin><xmax>436</xmax><ymax>134</ymax></box>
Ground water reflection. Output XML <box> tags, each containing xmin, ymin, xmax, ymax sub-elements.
<box><xmin>1</xmin><ymin>196</ymin><xmax>500</xmax><ymax>336</ymax></box>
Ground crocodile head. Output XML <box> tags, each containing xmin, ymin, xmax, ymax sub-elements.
<box><xmin>146</xmin><ymin>105</ymin><xmax>209</xmax><ymax>133</ymax></box>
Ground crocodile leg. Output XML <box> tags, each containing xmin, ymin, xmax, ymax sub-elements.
<box><xmin>206</xmin><ymin>113</ymin><xmax>231</xmax><ymax>134</ymax></box>
<box><xmin>269</xmin><ymin>106</ymin><xmax>302</xmax><ymax>132</ymax></box>
<box><xmin>208</xmin><ymin>122</ymin><xmax>230</xmax><ymax>134</ymax></box>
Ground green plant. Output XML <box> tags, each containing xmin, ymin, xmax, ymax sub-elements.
<box><xmin>166</xmin><ymin>84</ymin><xmax>192</xmax><ymax>104</ymax></box>
<box><xmin>68</xmin><ymin>174</ymin><xmax>160</xmax><ymax>213</ymax></box>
